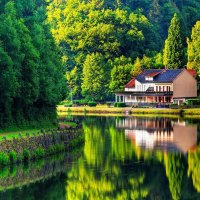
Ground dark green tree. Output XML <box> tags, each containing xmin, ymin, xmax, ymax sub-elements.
<box><xmin>187</xmin><ymin>21</ymin><xmax>200</xmax><ymax>74</ymax></box>
<box><xmin>163</xmin><ymin>13</ymin><xmax>185</xmax><ymax>69</ymax></box>
<box><xmin>82</xmin><ymin>53</ymin><xmax>109</xmax><ymax>101</ymax></box>
<box><xmin>0</xmin><ymin>1</ymin><xmax>66</xmax><ymax>127</ymax></box>
<box><xmin>109</xmin><ymin>56</ymin><xmax>133</xmax><ymax>92</ymax></box>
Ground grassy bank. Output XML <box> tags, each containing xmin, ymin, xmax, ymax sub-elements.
<box><xmin>57</xmin><ymin>105</ymin><xmax>200</xmax><ymax>116</ymax></box>
<box><xmin>57</xmin><ymin>105</ymin><xmax>182</xmax><ymax>115</ymax></box>
<box><xmin>0</xmin><ymin>125</ymin><xmax>84</xmax><ymax>166</ymax></box>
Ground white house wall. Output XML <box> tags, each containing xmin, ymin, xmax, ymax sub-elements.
<box><xmin>125</xmin><ymin>79</ymin><xmax>173</xmax><ymax>92</ymax></box>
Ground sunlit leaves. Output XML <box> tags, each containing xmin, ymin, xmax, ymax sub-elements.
<box><xmin>187</xmin><ymin>21</ymin><xmax>200</xmax><ymax>74</ymax></box>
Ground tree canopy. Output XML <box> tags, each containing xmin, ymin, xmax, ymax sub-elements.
<box><xmin>163</xmin><ymin>13</ymin><xmax>185</xmax><ymax>69</ymax></box>
<box><xmin>0</xmin><ymin>1</ymin><xmax>66</xmax><ymax>127</ymax></box>
<box><xmin>187</xmin><ymin>21</ymin><xmax>200</xmax><ymax>74</ymax></box>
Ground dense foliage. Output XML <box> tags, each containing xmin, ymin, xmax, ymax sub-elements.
<box><xmin>163</xmin><ymin>14</ymin><xmax>185</xmax><ymax>69</ymax></box>
<box><xmin>187</xmin><ymin>21</ymin><xmax>200</xmax><ymax>74</ymax></box>
<box><xmin>46</xmin><ymin>0</ymin><xmax>160</xmax><ymax>100</ymax></box>
<box><xmin>46</xmin><ymin>0</ymin><xmax>200</xmax><ymax>101</ymax></box>
<box><xmin>0</xmin><ymin>1</ymin><xmax>66</xmax><ymax>127</ymax></box>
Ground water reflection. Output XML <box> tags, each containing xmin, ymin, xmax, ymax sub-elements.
<box><xmin>0</xmin><ymin>150</ymin><xmax>82</xmax><ymax>200</ymax></box>
<box><xmin>1</xmin><ymin>116</ymin><xmax>200</xmax><ymax>200</ymax></box>
<box><xmin>116</xmin><ymin>117</ymin><xmax>197</xmax><ymax>154</ymax></box>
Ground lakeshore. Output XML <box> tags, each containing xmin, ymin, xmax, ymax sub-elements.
<box><xmin>0</xmin><ymin>123</ymin><xmax>84</xmax><ymax>166</ymax></box>
<box><xmin>57</xmin><ymin>105</ymin><xmax>200</xmax><ymax>116</ymax></box>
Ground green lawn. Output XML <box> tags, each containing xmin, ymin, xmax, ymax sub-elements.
<box><xmin>0</xmin><ymin>129</ymin><xmax>41</xmax><ymax>141</ymax></box>
<box><xmin>59</xmin><ymin>121</ymin><xmax>77</xmax><ymax>128</ymax></box>
<box><xmin>57</xmin><ymin>105</ymin><xmax>200</xmax><ymax>116</ymax></box>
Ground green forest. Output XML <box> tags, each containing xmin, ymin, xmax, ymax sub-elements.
<box><xmin>0</xmin><ymin>0</ymin><xmax>66</xmax><ymax>127</ymax></box>
<box><xmin>46</xmin><ymin>0</ymin><xmax>200</xmax><ymax>101</ymax></box>
<box><xmin>1</xmin><ymin>0</ymin><xmax>200</xmax><ymax>126</ymax></box>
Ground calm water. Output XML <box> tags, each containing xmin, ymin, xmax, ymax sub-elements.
<box><xmin>0</xmin><ymin>116</ymin><xmax>200</xmax><ymax>200</ymax></box>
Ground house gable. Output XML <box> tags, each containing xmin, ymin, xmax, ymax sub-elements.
<box><xmin>173</xmin><ymin>69</ymin><xmax>197</xmax><ymax>98</ymax></box>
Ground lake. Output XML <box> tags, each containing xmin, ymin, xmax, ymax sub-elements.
<box><xmin>0</xmin><ymin>115</ymin><xmax>200</xmax><ymax>200</ymax></box>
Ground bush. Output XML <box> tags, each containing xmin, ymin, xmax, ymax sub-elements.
<box><xmin>9</xmin><ymin>151</ymin><xmax>17</xmax><ymax>164</ymax></box>
<box><xmin>73</xmin><ymin>100</ymin><xmax>80</xmax><ymax>105</ymax></box>
<box><xmin>23</xmin><ymin>149</ymin><xmax>31</xmax><ymax>161</ymax></box>
<box><xmin>55</xmin><ymin>144</ymin><xmax>65</xmax><ymax>152</ymax></box>
<box><xmin>187</xmin><ymin>99</ymin><xmax>200</xmax><ymax>106</ymax></box>
<box><xmin>180</xmin><ymin>102</ymin><xmax>187</xmax><ymax>108</ymax></box>
<box><xmin>0</xmin><ymin>152</ymin><xmax>10</xmax><ymax>165</ymax></box>
<box><xmin>88</xmin><ymin>101</ymin><xmax>97</xmax><ymax>107</ymax></box>
<box><xmin>79</xmin><ymin>99</ymin><xmax>88</xmax><ymax>106</ymax></box>
<box><xmin>170</xmin><ymin>103</ymin><xmax>178</xmax><ymax>109</ymax></box>
<box><xmin>33</xmin><ymin>147</ymin><xmax>45</xmax><ymax>159</ymax></box>
<box><xmin>114</xmin><ymin>102</ymin><xmax>126</xmax><ymax>107</ymax></box>
<box><xmin>65</xmin><ymin>103</ymin><xmax>72</xmax><ymax>107</ymax></box>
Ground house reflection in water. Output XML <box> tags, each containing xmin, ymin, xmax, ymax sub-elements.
<box><xmin>116</xmin><ymin>117</ymin><xmax>197</xmax><ymax>154</ymax></box>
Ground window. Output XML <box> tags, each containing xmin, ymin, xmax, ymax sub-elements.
<box><xmin>145</xmin><ymin>76</ymin><xmax>153</xmax><ymax>81</ymax></box>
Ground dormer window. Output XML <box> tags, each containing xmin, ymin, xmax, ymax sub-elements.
<box><xmin>145</xmin><ymin>76</ymin><xmax>154</xmax><ymax>81</ymax></box>
<box><xmin>145</xmin><ymin>71</ymin><xmax>161</xmax><ymax>81</ymax></box>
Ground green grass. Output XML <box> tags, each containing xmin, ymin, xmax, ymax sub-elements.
<box><xmin>0</xmin><ymin>129</ymin><xmax>41</xmax><ymax>141</ymax></box>
<box><xmin>57</xmin><ymin>105</ymin><xmax>200</xmax><ymax>116</ymax></box>
<box><xmin>59</xmin><ymin>121</ymin><xmax>77</xmax><ymax>128</ymax></box>
<box><xmin>57</xmin><ymin>106</ymin><xmax>181</xmax><ymax>115</ymax></box>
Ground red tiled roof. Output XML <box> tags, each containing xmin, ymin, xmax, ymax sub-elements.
<box><xmin>187</xmin><ymin>69</ymin><xmax>197</xmax><ymax>77</ymax></box>
<box><xmin>125</xmin><ymin>79</ymin><xmax>135</xmax><ymax>88</ymax></box>
<box><xmin>146</xmin><ymin>71</ymin><xmax>161</xmax><ymax>77</ymax></box>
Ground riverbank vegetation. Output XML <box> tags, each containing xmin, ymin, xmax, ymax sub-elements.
<box><xmin>58</xmin><ymin>105</ymin><xmax>198</xmax><ymax>115</ymax></box>
<box><xmin>0</xmin><ymin>124</ymin><xmax>84</xmax><ymax>166</ymax></box>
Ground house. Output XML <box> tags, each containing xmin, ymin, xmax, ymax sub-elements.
<box><xmin>115</xmin><ymin>69</ymin><xmax>197</xmax><ymax>106</ymax></box>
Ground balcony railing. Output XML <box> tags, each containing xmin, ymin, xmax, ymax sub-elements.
<box><xmin>116</xmin><ymin>91</ymin><xmax>173</xmax><ymax>96</ymax></box>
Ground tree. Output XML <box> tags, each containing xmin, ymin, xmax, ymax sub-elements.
<box><xmin>46</xmin><ymin>0</ymin><xmax>156</xmax><ymax>99</ymax></box>
<box><xmin>82</xmin><ymin>53</ymin><xmax>109</xmax><ymax>101</ymax></box>
<box><xmin>0</xmin><ymin>1</ymin><xmax>66</xmax><ymax>127</ymax></box>
<box><xmin>109</xmin><ymin>56</ymin><xmax>133</xmax><ymax>92</ymax></box>
<box><xmin>163</xmin><ymin>13</ymin><xmax>185</xmax><ymax>69</ymax></box>
<box><xmin>187</xmin><ymin>21</ymin><xmax>200</xmax><ymax>74</ymax></box>
<box><xmin>66</xmin><ymin>66</ymin><xmax>81</xmax><ymax>99</ymax></box>
<box><xmin>132</xmin><ymin>57</ymin><xmax>143</xmax><ymax>77</ymax></box>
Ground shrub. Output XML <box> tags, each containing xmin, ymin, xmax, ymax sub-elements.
<box><xmin>73</xmin><ymin>100</ymin><xmax>80</xmax><ymax>105</ymax></box>
<box><xmin>33</xmin><ymin>147</ymin><xmax>45</xmax><ymax>159</ymax></box>
<box><xmin>180</xmin><ymin>102</ymin><xmax>187</xmax><ymax>108</ymax></box>
<box><xmin>17</xmin><ymin>154</ymin><xmax>23</xmax><ymax>162</ymax></box>
<box><xmin>88</xmin><ymin>101</ymin><xmax>97</xmax><ymax>107</ymax></box>
<box><xmin>187</xmin><ymin>99</ymin><xmax>200</xmax><ymax>106</ymax></box>
<box><xmin>48</xmin><ymin>146</ymin><xmax>56</xmax><ymax>155</ymax></box>
<box><xmin>0</xmin><ymin>152</ymin><xmax>10</xmax><ymax>165</ymax></box>
<box><xmin>79</xmin><ymin>99</ymin><xmax>88</xmax><ymax>105</ymax></box>
<box><xmin>55</xmin><ymin>144</ymin><xmax>65</xmax><ymax>152</ymax></box>
<box><xmin>0</xmin><ymin>167</ymin><xmax>9</xmax><ymax>178</ymax></box>
<box><xmin>58</xmin><ymin>100</ymin><xmax>70</xmax><ymax>105</ymax></box>
<box><xmin>9</xmin><ymin>151</ymin><xmax>17</xmax><ymax>164</ymax></box>
<box><xmin>170</xmin><ymin>103</ymin><xmax>178</xmax><ymax>109</ymax></box>
<box><xmin>114</xmin><ymin>102</ymin><xmax>126</xmax><ymax>107</ymax></box>
<box><xmin>23</xmin><ymin>149</ymin><xmax>31</xmax><ymax>161</ymax></box>
<box><xmin>65</xmin><ymin>103</ymin><xmax>72</xmax><ymax>107</ymax></box>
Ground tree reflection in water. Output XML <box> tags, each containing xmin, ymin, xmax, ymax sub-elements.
<box><xmin>66</xmin><ymin>116</ymin><xmax>200</xmax><ymax>200</ymax></box>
